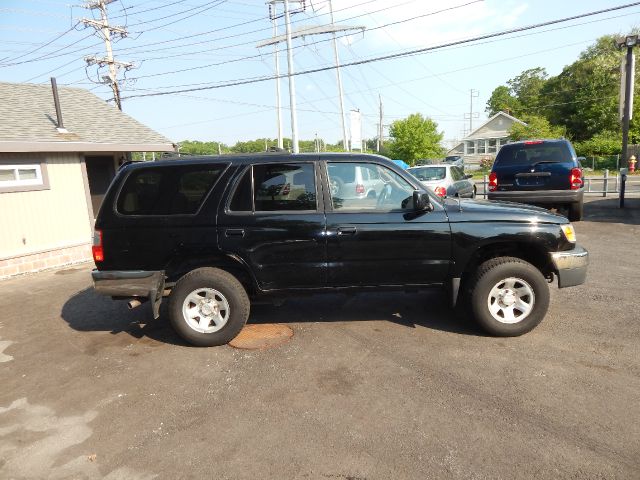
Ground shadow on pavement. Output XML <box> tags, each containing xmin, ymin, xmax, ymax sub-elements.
<box><xmin>61</xmin><ymin>287</ymin><xmax>482</xmax><ymax>346</ymax></box>
<box><xmin>584</xmin><ymin>197</ymin><xmax>640</xmax><ymax>225</ymax></box>
<box><xmin>61</xmin><ymin>287</ymin><xmax>188</xmax><ymax>346</ymax></box>
<box><xmin>250</xmin><ymin>290</ymin><xmax>482</xmax><ymax>336</ymax></box>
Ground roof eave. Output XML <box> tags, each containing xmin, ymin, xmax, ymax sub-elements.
<box><xmin>0</xmin><ymin>141</ymin><xmax>176</xmax><ymax>153</ymax></box>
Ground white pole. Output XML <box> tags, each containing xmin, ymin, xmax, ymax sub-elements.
<box><xmin>328</xmin><ymin>0</ymin><xmax>348</xmax><ymax>152</ymax></box>
<box><xmin>273</xmin><ymin>17</ymin><xmax>284</xmax><ymax>149</ymax></box>
<box><xmin>283</xmin><ymin>0</ymin><xmax>299</xmax><ymax>153</ymax></box>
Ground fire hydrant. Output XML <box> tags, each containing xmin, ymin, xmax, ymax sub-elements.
<box><xmin>630</xmin><ymin>155</ymin><xmax>637</xmax><ymax>173</ymax></box>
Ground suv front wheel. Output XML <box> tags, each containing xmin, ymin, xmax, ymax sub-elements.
<box><xmin>168</xmin><ymin>267</ymin><xmax>250</xmax><ymax>346</ymax></box>
<box><xmin>469</xmin><ymin>257</ymin><xmax>550</xmax><ymax>336</ymax></box>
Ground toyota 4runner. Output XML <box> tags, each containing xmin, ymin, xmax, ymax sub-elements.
<box><xmin>92</xmin><ymin>153</ymin><xmax>588</xmax><ymax>346</ymax></box>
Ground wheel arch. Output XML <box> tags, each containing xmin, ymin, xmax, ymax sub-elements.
<box><xmin>453</xmin><ymin>240</ymin><xmax>554</xmax><ymax>305</ymax></box>
<box><xmin>165</xmin><ymin>254</ymin><xmax>258</xmax><ymax>294</ymax></box>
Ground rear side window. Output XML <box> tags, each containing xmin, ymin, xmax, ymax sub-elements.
<box><xmin>253</xmin><ymin>163</ymin><xmax>316</xmax><ymax>211</ymax></box>
<box><xmin>495</xmin><ymin>143</ymin><xmax>573</xmax><ymax>167</ymax></box>
<box><xmin>117</xmin><ymin>164</ymin><xmax>225</xmax><ymax>215</ymax></box>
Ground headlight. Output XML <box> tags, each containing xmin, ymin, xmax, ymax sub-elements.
<box><xmin>560</xmin><ymin>224</ymin><xmax>576</xmax><ymax>243</ymax></box>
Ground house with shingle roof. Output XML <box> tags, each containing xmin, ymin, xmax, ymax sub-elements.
<box><xmin>447</xmin><ymin>112</ymin><xmax>526</xmax><ymax>167</ymax></box>
<box><xmin>0</xmin><ymin>82</ymin><xmax>175</xmax><ymax>278</ymax></box>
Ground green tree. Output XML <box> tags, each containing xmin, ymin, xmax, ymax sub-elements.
<box><xmin>486</xmin><ymin>68</ymin><xmax>547</xmax><ymax>117</ymax></box>
<box><xmin>507</xmin><ymin>67</ymin><xmax>548</xmax><ymax>112</ymax></box>
<box><xmin>573</xmin><ymin>131</ymin><xmax>621</xmax><ymax>156</ymax></box>
<box><xmin>486</xmin><ymin>85</ymin><xmax>520</xmax><ymax>116</ymax></box>
<box><xmin>387</xmin><ymin>113</ymin><xmax>444</xmax><ymax>165</ymax></box>
<box><xmin>540</xmin><ymin>36</ymin><xmax>622</xmax><ymax>142</ymax></box>
<box><xmin>508</xmin><ymin>115</ymin><xmax>566</xmax><ymax>141</ymax></box>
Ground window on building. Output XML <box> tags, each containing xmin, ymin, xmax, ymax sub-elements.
<box><xmin>0</xmin><ymin>164</ymin><xmax>44</xmax><ymax>189</ymax></box>
<box><xmin>488</xmin><ymin>139</ymin><xmax>497</xmax><ymax>153</ymax></box>
<box><xmin>477</xmin><ymin>139</ymin><xmax>486</xmax><ymax>154</ymax></box>
<box><xmin>466</xmin><ymin>141</ymin><xmax>475</xmax><ymax>155</ymax></box>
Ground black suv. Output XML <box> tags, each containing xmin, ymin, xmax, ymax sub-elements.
<box><xmin>91</xmin><ymin>153</ymin><xmax>588</xmax><ymax>346</ymax></box>
<box><xmin>487</xmin><ymin>139</ymin><xmax>584</xmax><ymax>221</ymax></box>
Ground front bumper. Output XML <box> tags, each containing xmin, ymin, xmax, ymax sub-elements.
<box><xmin>488</xmin><ymin>189</ymin><xmax>583</xmax><ymax>205</ymax></box>
<box><xmin>550</xmin><ymin>245</ymin><xmax>589</xmax><ymax>288</ymax></box>
<box><xmin>92</xmin><ymin>270</ymin><xmax>165</xmax><ymax>318</ymax></box>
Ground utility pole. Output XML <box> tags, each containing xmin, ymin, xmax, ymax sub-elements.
<box><xmin>328</xmin><ymin>0</ymin><xmax>348</xmax><ymax>152</ymax></box>
<box><xmin>260</xmin><ymin>2</ymin><xmax>364</xmax><ymax>154</ymax></box>
<box><xmin>466</xmin><ymin>89</ymin><xmax>479</xmax><ymax>132</ymax></box>
<box><xmin>616</xmin><ymin>34</ymin><xmax>638</xmax><ymax>208</ymax></box>
<box><xmin>282</xmin><ymin>0</ymin><xmax>300</xmax><ymax>153</ymax></box>
<box><xmin>377</xmin><ymin>94</ymin><xmax>384</xmax><ymax>152</ymax></box>
<box><xmin>272</xmin><ymin>17</ymin><xmax>284</xmax><ymax>149</ymax></box>
<box><xmin>81</xmin><ymin>0</ymin><xmax>132</xmax><ymax>111</ymax></box>
<box><xmin>617</xmin><ymin>36</ymin><xmax>638</xmax><ymax>169</ymax></box>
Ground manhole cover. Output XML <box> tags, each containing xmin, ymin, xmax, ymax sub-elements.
<box><xmin>228</xmin><ymin>324</ymin><xmax>293</xmax><ymax>350</ymax></box>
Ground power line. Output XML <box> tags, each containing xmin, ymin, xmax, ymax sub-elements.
<box><xmin>123</xmin><ymin>1</ymin><xmax>481</xmax><ymax>81</ymax></box>
<box><xmin>121</xmin><ymin>2</ymin><xmax>640</xmax><ymax>99</ymax></box>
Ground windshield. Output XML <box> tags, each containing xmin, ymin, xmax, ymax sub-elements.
<box><xmin>408</xmin><ymin>166</ymin><xmax>446</xmax><ymax>181</ymax></box>
<box><xmin>495</xmin><ymin>143</ymin><xmax>573</xmax><ymax>166</ymax></box>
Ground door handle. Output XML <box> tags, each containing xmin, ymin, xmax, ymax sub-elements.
<box><xmin>337</xmin><ymin>226</ymin><xmax>357</xmax><ymax>236</ymax></box>
<box><xmin>225</xmin><ymin>228</ymin><xmax>245</xmax><ymax>238</ymax></box>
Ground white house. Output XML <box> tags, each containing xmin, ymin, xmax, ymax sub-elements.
<box><xmin>0</xmin><ymin>82</ymin><xmax>175</xmax><ymax>279</ymax></box>
<box><xmin>448</xmin><ymin>112</ymin><xmax>526</xmax><ymax>166</ymax></box>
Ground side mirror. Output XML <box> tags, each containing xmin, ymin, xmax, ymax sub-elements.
<box><xmin>464</xmin><ymin>174</ymin><xmax>473</xmax><ymax>179</ymax></box>
<box><xmin>413</xmin><ymin>190</ymin><xmax>433</xmax><ymax>212</ymax></box>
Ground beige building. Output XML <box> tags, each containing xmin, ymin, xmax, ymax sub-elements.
<box><xmin>0</xmin><ymin>82</ymin><xmax>174</xmax><ymax>279</ymax></box>
<box><xmin>448</xmin><ymin>112</ymin><xmax>526</xmax><ymax>167</ymax></box>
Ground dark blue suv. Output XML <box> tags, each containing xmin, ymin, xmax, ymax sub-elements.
<box><xmin>487</xmin><ymin>139</ymin><xmax>584</xmax><ymax>221</ymax></box>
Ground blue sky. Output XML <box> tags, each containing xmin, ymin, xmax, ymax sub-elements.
<box><xmin>1</xmin><ymin>0</ymin><xmax>639</xmax><ymax>148</ymax></box>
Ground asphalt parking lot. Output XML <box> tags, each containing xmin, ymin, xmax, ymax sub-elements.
<box><xmin>1</xmin><ymin>197</ymin><xmax>639</xmax><ymax>480</ymax></box>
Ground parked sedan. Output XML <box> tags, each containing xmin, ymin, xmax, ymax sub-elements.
<box><xmin>407</xmin><ymin>164</ymin><xmax>476</xmax><ymax>198</ymax></box>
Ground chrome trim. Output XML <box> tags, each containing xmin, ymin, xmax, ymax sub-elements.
<box><xmin>551</xmin><ymin>246</ymin><xmax>589</xmax><ymax>270</ymax></box>
<box><xmin>92</xmin><ymin>270</ymin><xmax>164</xmax><ymax>298</ymax></box>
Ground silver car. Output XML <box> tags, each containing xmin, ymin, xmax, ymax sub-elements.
<box><xmin>407</xmin><ymin>164</ymin><xmax>476</xmax><ymax>198</ymax></box>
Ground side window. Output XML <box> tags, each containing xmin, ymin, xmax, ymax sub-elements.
<box><xmin>253</xmin><ymin>163</ymin><xmax>316</xmax><ymax>212</ymax></box>
<box><xmin>118</xmin><ymin>170</ymin><xmax>162</xmax><ymax>215</ymax></box>
<box><xmin>117</xmin><ymin>165</ymin><xmax>225</xmax><ymax>215</ymax></box>
<box><xmin>229</xmin><ymin>168</ymin><xmax>252</xmax><ymax>212</ymax></box>
<box><xmin>450</xmin><ymin>167</ymin><xmax>462</xmax><ymax>181</ymax></box>
<box><xmin>327</xmin><ymin>162</ymin><xmax>415</xmax><ymax>211</ymax></box>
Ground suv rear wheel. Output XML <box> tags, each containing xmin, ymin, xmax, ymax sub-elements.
<box><xmin>469</xmin><ymin>257</ymin><xmax>550</xmax><ymax>336</ymax></box>
<box><xmin>568</xmin><ymin>200</ymin><xmax>583</xmax><ymax>222</ymax></box>
<box><xmin>168</xmin><ymin>267</ymin><xmax>250</xmax><ymax>346</ymax></box>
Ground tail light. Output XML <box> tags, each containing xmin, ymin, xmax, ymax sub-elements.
<box><xmin>355</xmin><ymin>183</ymin><xmax>365</xmax><ymax>194</ymax></box>
<box><xmin>92</xmin><ymin>230</ymin><xmax>104</xmax><ymax>263</ymax></box>
<box><xmin>570</xmin><ymin>168</ymin><xmax>583</xmax><ymax>190</ymax></box>
<box><xmin>488</xmin><ymin>172</ymin><xmax>498</xmax><ymax>192</ymax></box>
<box><xmin>434</xmin><ymin>186</ymin><xmax>447</xmax><ymax>197</ymax></box>
<box><xmin>280</xmin><ymin>183</ymin><xmax>290</xmax><ymax>195</ymax></box>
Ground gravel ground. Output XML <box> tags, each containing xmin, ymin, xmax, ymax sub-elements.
<box><xmin>0</xmin><ymin>197</ymin><xmax>638</xmax><ymax>480</ymax></box>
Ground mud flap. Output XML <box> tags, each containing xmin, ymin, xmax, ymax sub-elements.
<box><xmin>150</xmin><ymin>276</ymin><xmax>165</xmax><ymax>319</ymax></box>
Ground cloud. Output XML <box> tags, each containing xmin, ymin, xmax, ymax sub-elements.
<box><xmin>328</xmin><ymin>0</ymin><xmax>529</xmax><ymax>50</ymax></box>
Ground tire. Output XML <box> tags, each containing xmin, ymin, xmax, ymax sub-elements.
<box><xmin>472</xmin><ymin>186</ymin><xmax>477</xmax><ymax>199</ymax></box>
<box><xmin>469</xmin><ymin>257</ymin><xmax>550</xmax><ymax>336</ymax></box>
<box><xmin>568</xmin><ymin>200</ymin><xmax>583</xmax><ymax>222</ymax></box>
<box><xmin>168</xmin><ymin>267</ymin><xmax>250</xmax><ymax>347</ymax></box>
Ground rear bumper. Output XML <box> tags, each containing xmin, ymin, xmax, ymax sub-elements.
<box><xmin>550</xmin><ymin>245</ymin><xmax>589</xmax><ymax>288</ymax></box>
<box><xmin>92</xmin><ymin>270</ymin><xmax>165</xmax><ymax>318</ymax></box>
<box><xmin>488</xmin><ymin>189</ymin><xmax>583</xmax><ymax>205</ymax></box>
